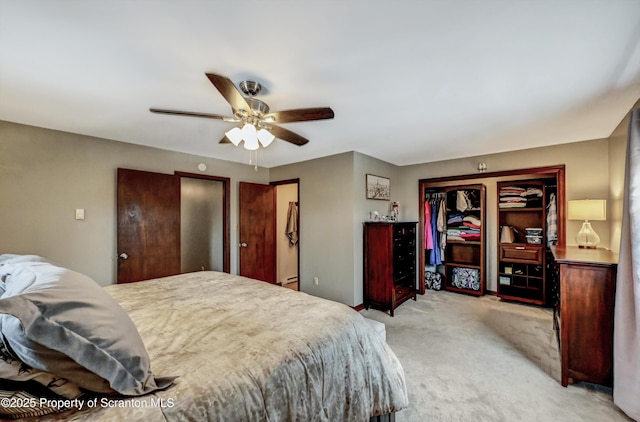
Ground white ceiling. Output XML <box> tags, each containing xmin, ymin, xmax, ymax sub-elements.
<box><xmin>2</xmin><ymin>1</ymin><xmax>640</xmax><ymax>168</ymax></box>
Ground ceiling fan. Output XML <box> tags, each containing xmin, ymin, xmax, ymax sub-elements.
<box><xmin>150</xmin><ymin>73</ymin><xmax>334</xmax><ymax>148</ymax></box>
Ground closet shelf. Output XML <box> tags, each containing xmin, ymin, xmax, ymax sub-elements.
<box><xmin>447</xmin><ymin>263</ymin><xmax>481</xmax><ymax>270</ymax></box>
<box><xmin>498</xmin><ymin>207</ymin><xmax>545</xmax><ymax>212</ymax></box>
<box><xmin>447</xmin><ymin>240</ymin><xmax>481</xmax><ymax>245</ymax></box>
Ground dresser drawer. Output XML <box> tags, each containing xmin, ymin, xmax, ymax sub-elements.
<box><xmin>500</xmin><ymin>244</ymin><xmax>543</xmax><ymax>264</ymax></box>
<box><xmin>394</xmin><ymin>263</ymin><xmax>415</xmax><ymax>282</ymax></box>
<box><xmin>393</xmin><ymin>224</ymin><xmax>416</xmax><ymax>240</ymax></box>
<box><xmin>393</xmin><ymin>248</ymin><xmax>415</xmax><ymax>264</ymax></box>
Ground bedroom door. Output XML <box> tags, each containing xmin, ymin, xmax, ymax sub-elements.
<box><xmin>238</xmin><ymin>182</ymin><xmax>276</xmax><ymax>283</ymax></box>
<box><xmin>117</xmin><ymin>168</ymin><xmax>181</xmax><ymax>283</ymax></box>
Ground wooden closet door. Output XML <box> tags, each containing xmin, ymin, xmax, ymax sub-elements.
<box><xmin>117</xmin><ymin>168</ymin><xmax>181</xmax><ymax>283</ymax></box>
<box><xmin>238</xmin><ymin>182</ymin><xmax>276</xmax><ymax>283</ymax></box>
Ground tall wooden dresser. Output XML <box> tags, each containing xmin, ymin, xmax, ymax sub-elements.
<box><xmin>364</xmin><ymin>222</ymin><xmax>418</xmax><ymax>316</ymax></box>
<box><xmin>551</xmin><ymin>245</ymin><xmax>618</xmax><ymax>387</ymax></box>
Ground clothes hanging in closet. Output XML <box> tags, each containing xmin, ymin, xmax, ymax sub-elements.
<box><xmin>425</xmin><ymin>193</ymin><xmax>445</xmax><ymax>265</ymax></box>
<box><xmin>429</xmin><ymin>200</ymin><xmax>442</xmax><ymax>265</ymax></box>
<box><xmin>424</xmin><ymin>201</ymin><xmax>434</xmax><ymax>250</ymax></box>
<box><xmin>437</xmin><ymin>199</ymin><xmax>446</xmax><ymax>251</ymax></box>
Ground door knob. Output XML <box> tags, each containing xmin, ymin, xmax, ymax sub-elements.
<box><xmin>118</xmin><ymin>253</ymin><xmax>129</xmax><ymax>260</ymax></box>
<box><xmin>239</xmin><ymin>243</ymin><xmax>247</xmax><ymax>248</ymax></box>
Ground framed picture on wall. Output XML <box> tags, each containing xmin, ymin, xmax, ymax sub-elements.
<box><xmin>366</xmin><ymin>174</ymin><xmax>390</xmax><ymax>200</ymax></box>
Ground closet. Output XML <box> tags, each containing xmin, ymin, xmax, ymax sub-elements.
<box><xmin>421</xmin><ymin>184</ymin><xmax>486</xmax><ymax>296</ymax></box>
<box><xmin>418</xmin><ymin>165</ymin><xmax>565</xmax><ymax>300</ymax></box>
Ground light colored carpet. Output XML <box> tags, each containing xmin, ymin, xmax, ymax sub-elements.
<box><xmin>360</xmin><ymin>290</ymin><xmax>632</xmax><ymax>422</ymax></box>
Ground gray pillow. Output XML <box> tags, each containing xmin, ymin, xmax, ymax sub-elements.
<box><xmin>0</xmin><ymin>260</ymin><xmax>173</xmax><ymax>395</ymax></box>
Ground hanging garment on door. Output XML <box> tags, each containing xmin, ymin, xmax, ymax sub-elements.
<box><xmin>286</xmin><ymin>202</ymin><xmax>298</xmax><ymax>245</ymax></box>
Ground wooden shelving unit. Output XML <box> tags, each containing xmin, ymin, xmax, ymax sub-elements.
<box><xmin>420</xmin><ymin>184</ymin><xmax>486</xmax><ymax>296</ymax></box>
<box><xmin>497</xmin><ymin>179</ymin><xmax>548</xmax><ymax>305</ymax></box>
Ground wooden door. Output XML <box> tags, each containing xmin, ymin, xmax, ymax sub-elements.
<box><xmin>117</xmin><ymin>168</ymin><xmax>181</xmax><ymax>283</ymax></box>
<box><xmin>238</xmin><ymin>182</ymin><xmax>276</xmax><ymax>283</ymax></box>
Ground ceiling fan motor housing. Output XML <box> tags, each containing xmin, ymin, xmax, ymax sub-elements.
<box><xmin>239</xmin><ymin>80</ymin><xmax>262</xmax><ymax>96</ymax></box>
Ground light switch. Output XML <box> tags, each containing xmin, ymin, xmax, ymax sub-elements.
<box><xmin>75</xmin><ymin>208</ymin><xmax>85</xmax><ymax>220</ymax></box>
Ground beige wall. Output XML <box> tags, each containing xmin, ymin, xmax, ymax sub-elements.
<box><xmin>353</xmin><ymin>153</ymin><xmax>402</xmax><ymax>304</ymax></box>
<box><xmin>270</xmin><ymin>152</ymin><xmax>356</xmax><ymax>303</ymax></box>
<box><xmin>0</xmin><ymin>120</ymin><xmax>268</xmax><ymax>285</ymax></box>
<box><xmin>270</xmin><ymin>152</ymin><xmax>402</xmax><ymax>306</ymax></box>
<box><xmin>1</xmin><ymin>114</ymin><xmax>631</xmax><ymax>305</ymax></box>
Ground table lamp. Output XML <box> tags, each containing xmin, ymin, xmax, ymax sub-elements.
<box><xmin>567</xmin><ymin>199</ymin><xmax>606</xmax><ymax>249</ymax></box>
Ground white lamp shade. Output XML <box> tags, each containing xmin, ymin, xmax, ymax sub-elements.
<box><xmin>225</xmin><ymin>127</ymin><xmax>243</xmax><ymax>146</ymax></box>
<box><xmin>257</xmin><ymin>128</ymin><xmax>275</xmax><ymax>147</ymax></box>
<box><xmin>567</xmin><ymin>199</ymin><xmax>606</xmax><ymax>221</ymax></box>
<box><xmin>241</xmin><ymin>124</ymin><xmax>259</xmax><ymax>150</ymax></box>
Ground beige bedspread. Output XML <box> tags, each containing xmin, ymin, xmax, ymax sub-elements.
<box><xmin>43</xmin><ymin>271</ymin><xmax>407</xmax><ymax>421</ymax></box>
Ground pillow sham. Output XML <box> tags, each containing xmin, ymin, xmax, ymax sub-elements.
<box><xmin>0</xmin><ymin>260</ymin><xmax>174</xmax><ymax>395</ymax></box>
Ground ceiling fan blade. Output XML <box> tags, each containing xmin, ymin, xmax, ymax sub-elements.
<box><xmin>150</xmin><ymin>108</ymin><xmax>238</xmax><ymax>122</ymax></box>
<box><xmin>269</xmin><ymin>125</ymin><xmax>309</xmax><ymax>146</ymax></box>
<box><xmin>205</xmin><ymin>73</ymin><xmax>251</xmax><ymax>113</ymax></box>
<box><xmin>219</xmin><ymin>136</ymin><xmax>231</xmax><ymax>144</ymax></box>
<box><xmin>264</xmin><ymin>107</ymin><xmax>334</xmax><ymax>124</ymax></box>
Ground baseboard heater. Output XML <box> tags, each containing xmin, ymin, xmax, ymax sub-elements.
<box><xmin>282</xmin><ymin>276</ymin><xmax>298</xmax><ymax>286</ymax></box>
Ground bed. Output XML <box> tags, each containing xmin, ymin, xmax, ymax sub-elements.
<box><xmin>0</xmin><ymin>255</ymin><xmax>408</xmax><ymax>421</ymax></box>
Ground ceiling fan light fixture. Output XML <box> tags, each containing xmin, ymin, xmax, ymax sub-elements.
<box><xmin>257</xmin><ymin>128</ymin><xmax>275</xmax><ymax>147</ymax></box>
<box><xmin>225</xmin><ymin>126</ymin><xmax>243</xmax><ymax>146</ymax></box>
<box><xmin>241</xmin><ymin>123</ymin><xmax>259</xmax><ymax>150</ymax></box>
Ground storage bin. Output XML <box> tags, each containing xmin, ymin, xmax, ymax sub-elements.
<box><xmin>526</xmin><ymin>235</ymin><xmax>543</xmax><ymax>244</ymax></box>
<box><xmin>525</xmin><ymin>228</ymin><xmax>543</xmax><ymax>236</ymax></box>
<box><xmin>451</xmin><ymin>267</ymin><xmax>480</xmax><ymax>291</ymax></box>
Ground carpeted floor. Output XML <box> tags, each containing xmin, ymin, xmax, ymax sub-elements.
<box><xmin>360</xmin><ymin>290</ymin><xmax>632</xmax><ymax>422</ymax></box>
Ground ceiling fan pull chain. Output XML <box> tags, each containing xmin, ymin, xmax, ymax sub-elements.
<box><xmin>248</xmin><ymin>149</ymin><xmax>259</xmax><ymax>171</ymax></box>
